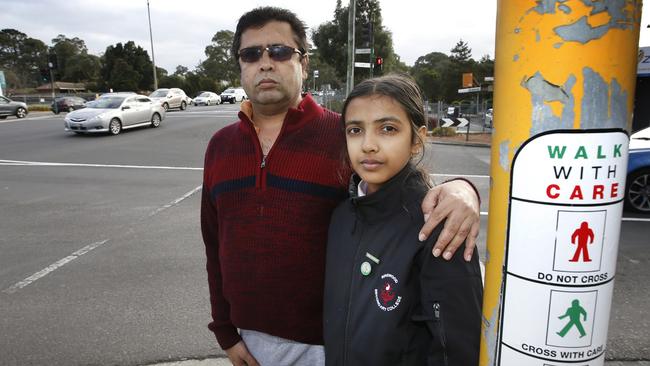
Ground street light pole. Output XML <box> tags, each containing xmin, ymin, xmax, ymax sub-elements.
<box><xmin>147</xmin><ymin>0</ymin><xmax>158</xmax><ymax>90</ymax></box>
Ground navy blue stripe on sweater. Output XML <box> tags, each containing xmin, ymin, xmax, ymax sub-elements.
<box><xmin>210</xmin><ymin>176</ymin><xmax>256</xmax><ymax>200</ymax></box>
<box><xmin>267</xmin><ymin>174</ymin><xmax>346</xmax><ymax>200</ymax></box>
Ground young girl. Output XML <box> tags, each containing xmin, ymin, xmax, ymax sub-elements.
<box><xmin>323</xmin><ymin>74</ymin><xmax>483</xmax><ymax>366</ymax></box>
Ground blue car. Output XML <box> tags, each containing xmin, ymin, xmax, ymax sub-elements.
<box><xmin>626</xmin><ymin>127</ymin><xmax>650</xmax><ymax>213</ymax></box>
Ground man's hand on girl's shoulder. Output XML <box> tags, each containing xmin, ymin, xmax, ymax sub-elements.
<box><xmin>419</xmin><ymin>179</ymin><xmax>480</xmax><ymax>262</ymax></box>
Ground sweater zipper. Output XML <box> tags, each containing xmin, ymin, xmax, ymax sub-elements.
<box><xmin>251</xmin><ymin>117</ymin><xmax>289</xmax><ymax>191</ymax></box>
<box><xmin>343</xmin><ymin>225</ymin><xmax>365</xmax><ymax>366</ymax></box>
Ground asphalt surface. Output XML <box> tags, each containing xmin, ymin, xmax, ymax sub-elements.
<box><xmin>0</xmin><ymin>105</ymin><xmax>648</xmax><ymax>365</ymax></box>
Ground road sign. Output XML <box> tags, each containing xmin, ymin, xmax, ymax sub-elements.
<box><xmin>314</xmin><ymin>70</ymin><xmax>319</xmax><ymax>78</ymax></box>
<box><xmin>355</xmin><ymin>48</ymin><xmax>372</xmax><ymax>54</ymax></box>
<box><xmin>498</xmin><ymin>130</ymin><xmax>628</xmax><ymax>365</ymax></box>
<box><xmin>458</xmin><ymin>87</ymin><xmax>481</xmax><ymax>93</ymax></box>
<box><xmin>439</xmin><ymin>118</ymin><xmax>469</xmax><ymax>128</ymax></box>
<box><xmin>354</xmin><ymin>62</ymin><xmax>372</xmax><ymax>68</ymax></box>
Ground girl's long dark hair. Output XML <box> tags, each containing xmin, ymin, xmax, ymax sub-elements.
<box><xmin>339</xmin><ymin>73</ymin><xmax>430</xmax><ymax>187</ymax></box>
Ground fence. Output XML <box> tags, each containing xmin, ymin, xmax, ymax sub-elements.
<box><xmin>6</xmin><ymin>93</ymin><xmax>99</xmax><ymax>105</ymax></box>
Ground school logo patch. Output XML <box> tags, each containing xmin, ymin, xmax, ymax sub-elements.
<box><xmin>374</xmin><ymin>273</ymin><xmax>402</xmax><ymax>311</ymax></box>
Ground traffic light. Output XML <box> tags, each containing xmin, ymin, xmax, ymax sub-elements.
<box><xmin>374</xmin><ymin>56</ymin><xmax>383</xmax><ymax>74</ymax></box>
<box><xmin>48</xmin><ymin>53</ymin><xmax>58</xmax><ymax>70</ymax></box>
<box><xmin>39</xmin><ymin>68</ymin><xmax>50</xmax><ymax>82</ymax></box>
<box><xmin>360</xmin><ymin>22</ymin><xmax>373</xmax><ymax>48</ymax></box>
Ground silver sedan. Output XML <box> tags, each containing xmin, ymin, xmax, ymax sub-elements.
<box><xmin>64</xmin><ymin>94</ymin><xmax>166</xmax><ymax>135</ymax></box>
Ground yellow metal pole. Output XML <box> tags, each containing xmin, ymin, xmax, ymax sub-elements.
<box><xmin>481</xmin><ymin>1</ymin><xmax>642</xmax><ymax>365</ymax></box>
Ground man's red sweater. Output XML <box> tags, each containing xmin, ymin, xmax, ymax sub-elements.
<box><xmin>201</xmin><ymin>95</ymin><xmax>348</xmax><ymax>350</ymax></box>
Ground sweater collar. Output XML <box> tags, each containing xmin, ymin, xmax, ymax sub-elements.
<box><xmin>238</xmin><ymin>93</ymin><xmax>324</xmax><ymax>133</ymax></box>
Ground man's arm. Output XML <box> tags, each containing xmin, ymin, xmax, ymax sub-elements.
<box><xmin>201</xmin><ymin>184</ymin><xmax>241</xmax><ymax>351</ymax></box>
<box><xmin>419</xmin><ymin>179</ymin><xmax>480</xmax><ymax>262</ymax></box>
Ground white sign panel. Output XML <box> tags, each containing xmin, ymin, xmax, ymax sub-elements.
<box><xmin>638</xmin><ymin>46</ymin><xmax>650</xmax><ymax>76</ymax></box>
<box><xmin>498</xmin><ymin>130</ymin><xmax>628</xmax><ymax>366</ymax></box>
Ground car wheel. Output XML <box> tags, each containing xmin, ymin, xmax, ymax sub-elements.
<box><xmin>162</xmin><ymin>103</ymin><xmax>169</xmax><ymax>111</ymax></box>
<box><xmin>0</xmin><ymin>116</ymin><xmax>7</xmax><ymax>119</ymax></box>
<box><xmin>626</xmin><ymin>168</ymin><xmax>650</xmax><ymax>213</ymax></box>
<box><xmin>194</xmin><ymin>103</ymin><xmax>198</xmax><ymax>106</ymax></box>
<box><xmin>16</xmin><ymin>107</ymin><xmax>27</xmax><ymax>118</ymax></box>
<box><xmin>109</xmin><ymin>118</ymin><xmax>122</xmax><ymax>135</ymax></box>
<box><xmin>150</xmin><ymin>113</ymin><xmax>161</xmax><ymax>128</ymax></box>
<box><xmin>180</xmin><ymin>101</ymin><xmax>187</xmax><ymax>110</ymax></box>
<box><xmin>67</xmin><ymin>107</ymin><xmax>74</xmax><ymax>113</ymax></box>
<box><xmin>230</xmin><ymin>99</ymin><xmax>235</xmax><ymax>104</ymax></box>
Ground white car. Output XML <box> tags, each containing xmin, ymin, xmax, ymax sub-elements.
<box><xmin>193</xmin><ymin>92</ymin><xmax>221</xmax><ymax>106</ymax></box>
<box><xmin>149</xmin><ymin>88</ymin><xmax>191</xmax><ymax>111</ymax></box>
<box><xmin>220</xmin><ymin>87</ymin><xmax>247</xmax><ymax>104</ymax></box>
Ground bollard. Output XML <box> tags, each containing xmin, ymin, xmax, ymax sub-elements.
<box><xmin>480</xmin><ymin>1</ymin><xmax>642</xmax><ymax>365</ymax></box>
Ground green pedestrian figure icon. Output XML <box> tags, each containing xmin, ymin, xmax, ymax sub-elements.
<box><xmin>557</xmin><ymin>299</ymin><xmax>587</xmax><ymax>338</ymax></box>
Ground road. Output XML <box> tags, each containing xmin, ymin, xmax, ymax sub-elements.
<box><xmin>0</xmin><ymin>104</ymin><xmax>648</xmax><ymax>365</ymax></box>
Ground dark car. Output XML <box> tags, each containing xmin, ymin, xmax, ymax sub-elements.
<box><xmin>0</xmin><ymin>95</ymin><xmax>28</xmax><ymax>119</ymax></box>
<box><xmin>51</xmin><ymin>96</ymin><xmax>87</xmax><ymax>114</ymax></box>
<box><xmin>625</xmin><ymin>127</ymin><xmax>650</xmax><ymax>213</ymax></box>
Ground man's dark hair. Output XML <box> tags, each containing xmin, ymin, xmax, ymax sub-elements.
<box><xmin>232</xmin><ymin>7</ymin><xmax>309</xmax><ymax>64</ymax></box>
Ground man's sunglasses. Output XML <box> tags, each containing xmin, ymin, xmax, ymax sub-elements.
<box><xmin>238</xmin><ymin>45</ymin><xmax>304</xmax><ymax>63</ymax></box>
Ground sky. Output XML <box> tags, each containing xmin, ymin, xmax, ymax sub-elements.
<box><xmin>0</xmin><ymin>0</ymin><xmax>499</xmax><ymax>73</ymax></box>
<box><xmin>3</xmin><ymin>1</ymin><xmax>650</xmax><ymax>74</ymax></box>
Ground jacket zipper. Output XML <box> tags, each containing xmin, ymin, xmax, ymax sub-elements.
<box><xmin>433</xmin><ymin>301</ymin><xmax>449</xmax><ymax>365</ymax></box>
<box><xmin>342</xmin><ymin>225</ymin><xmax>365</xmax><ymax>366</ymax></box>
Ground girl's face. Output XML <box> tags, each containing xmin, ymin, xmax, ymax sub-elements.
<box><xmin>344</xmin><ymin>94</ymin><xmax>426</xmax><ymax>194</ymax></box>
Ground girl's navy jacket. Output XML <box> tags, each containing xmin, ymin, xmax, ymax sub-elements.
<box><xmin>323</xmin><ymin>166</ymin><xmax>483</xmax><ymax>366</ymax></box>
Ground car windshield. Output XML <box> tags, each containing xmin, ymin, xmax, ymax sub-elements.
<box><xmin>223</xmin><ymin>89</ymin><xmax>234</xmax><ymax>93</ymax></box>
<box><xmin>198</xmin><ymin>92</ymin><xmax>211</xmax><ymax>97</ymax></box>
<box><xmin>150</xmin><ymin>90</ymin><xmax>168</xmax><ymax>97</ymax></box>
<box><xmin>86</xmin><ymin>97</ymin><xmax>125</xmax><ymax>109</ymax></box>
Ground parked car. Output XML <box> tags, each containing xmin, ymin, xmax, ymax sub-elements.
<box><xmin>149</xmin><ymin>88</ymin><xmax>190</xmax><ymax>111</ymax></box>
<box><xmin>485</xmin><ymin>108</ymin><xmax>493</xmax><ymax>128</ymax></box>
<box><xmin>64</xmin><ymin>94</ymin><xmax>165</xmax><ymax>135</ymax></box>
<box><xmin>626</xmin><ymin>127</ymin><xmax>650</xmax><ymax>213</ymax></box>
<box><xmin>51</xmin><ymin>96</ymin><xmax>87</xmax><ymax>114</ymax></box>
<box><xmin>0</xmin><ymin>95</ymin><xmax>28</xmax><ymax>119</ymax></box>
<box><xmin>220</xmin><ymin>87</ymin><xmax>247</xmax><ymax>104</ymax></box>
<box><xmin>193</xmin><ymin>92</ymin><xmax>221</xmax><ymax>106</ymax></box>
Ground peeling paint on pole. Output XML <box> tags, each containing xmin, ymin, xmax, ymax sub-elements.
<box><xmin>481</xmin><ymin>1</ymin><xmax>641</xmax><ymax>365</ymax></box>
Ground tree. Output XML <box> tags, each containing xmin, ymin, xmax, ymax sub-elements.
<box><xmin>410</xmin><ymin>41</ymin><xmax>493</xmax><ymax>103</ymax></box>
<box><xmin>312</xmin><ymin>0</ymin><xmax>399</xmax><ymax>85</ymax></box>
<box><xmin>0</xmin><ymin>29</ymin><xmax>48</xmax><ymax>88</ymax></box>
<box><xmin>50</xmin><ymin>35</ymin><xmax>88</xmax><ymax>81</ymax></box>
<box><xmin>450</xmin><ymin>39</ymin><xmax>472</xmax><ymax>63</ymax></box>
<box><xmin>199</xmin><ymin>30</ymin><xmax>239</xmax><ymax>87</ymax></box>
<box><xmin>101</xmin><ymin>41</ymin><xmax>154</xmax><ymax>91</ymax></box>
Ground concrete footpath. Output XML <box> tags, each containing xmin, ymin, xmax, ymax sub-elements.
<box><xmin>145</xmin><ymin>360</ymin><xmax>650</xmax><ymax>366</ymax></box>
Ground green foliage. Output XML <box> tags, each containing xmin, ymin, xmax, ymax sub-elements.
<box><xmin>199</xmin><ymin>30</ymin><xmax>239</xmax><ymax>87</ymax></box>
<box><xmin>410</xmin><ymin>40</ymin><xmax>494</xmax><ymax>102</ymax></box>
<box><xmin>0</xmin><ymin>29</ymin><xmax>48</xmax><ymax>88</ymax></box>
<box><xmin>101</xmin><ymin>41</ymin><xmax>153</xmax><ymax>91</ymax></box>
<box><xmin>312</xmin><ymin>0</ymin><xmax>399</xmax><ymax>85</ymax></box>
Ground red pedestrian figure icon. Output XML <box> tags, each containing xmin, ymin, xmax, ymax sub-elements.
<box><xmin>570</xmin><ymin>221</ymin><xmax>594</xmax><ymax>262</ymax></box>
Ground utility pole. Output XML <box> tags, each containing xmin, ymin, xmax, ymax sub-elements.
<box><xmin>345</xmin><ymin>0</ymin><xmax>356</xmax><ymax>96</ymax></box>
<box><xmin>480</xmin><ymin>2</ymin><xmax>641</xmax><ymax>365</ymax></box>
<box><xmin>147</xmin><ymin>0</ymin><xmax>158</xmax><ymax>90</ymax></box>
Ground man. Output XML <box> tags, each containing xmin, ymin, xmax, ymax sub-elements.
<box><xmin>201</xmin><ymin>7</ymin><xmax>481</xmax><ymax>366</ymax></box>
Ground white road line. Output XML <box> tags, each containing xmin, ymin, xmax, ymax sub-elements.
<box><xmin>0</xmin><ymin>159</ymin><xmax>202</xmax><ymax>171</ymax></box>
<box><xmin>149</xmin><ymin>185</ymin><xmax>202</xmax><ymax>217</ymax></box>
<box><xmin>3</xmin><ymin>239</ymin><xmax>109</xmax><ymax>294</ymax></box>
